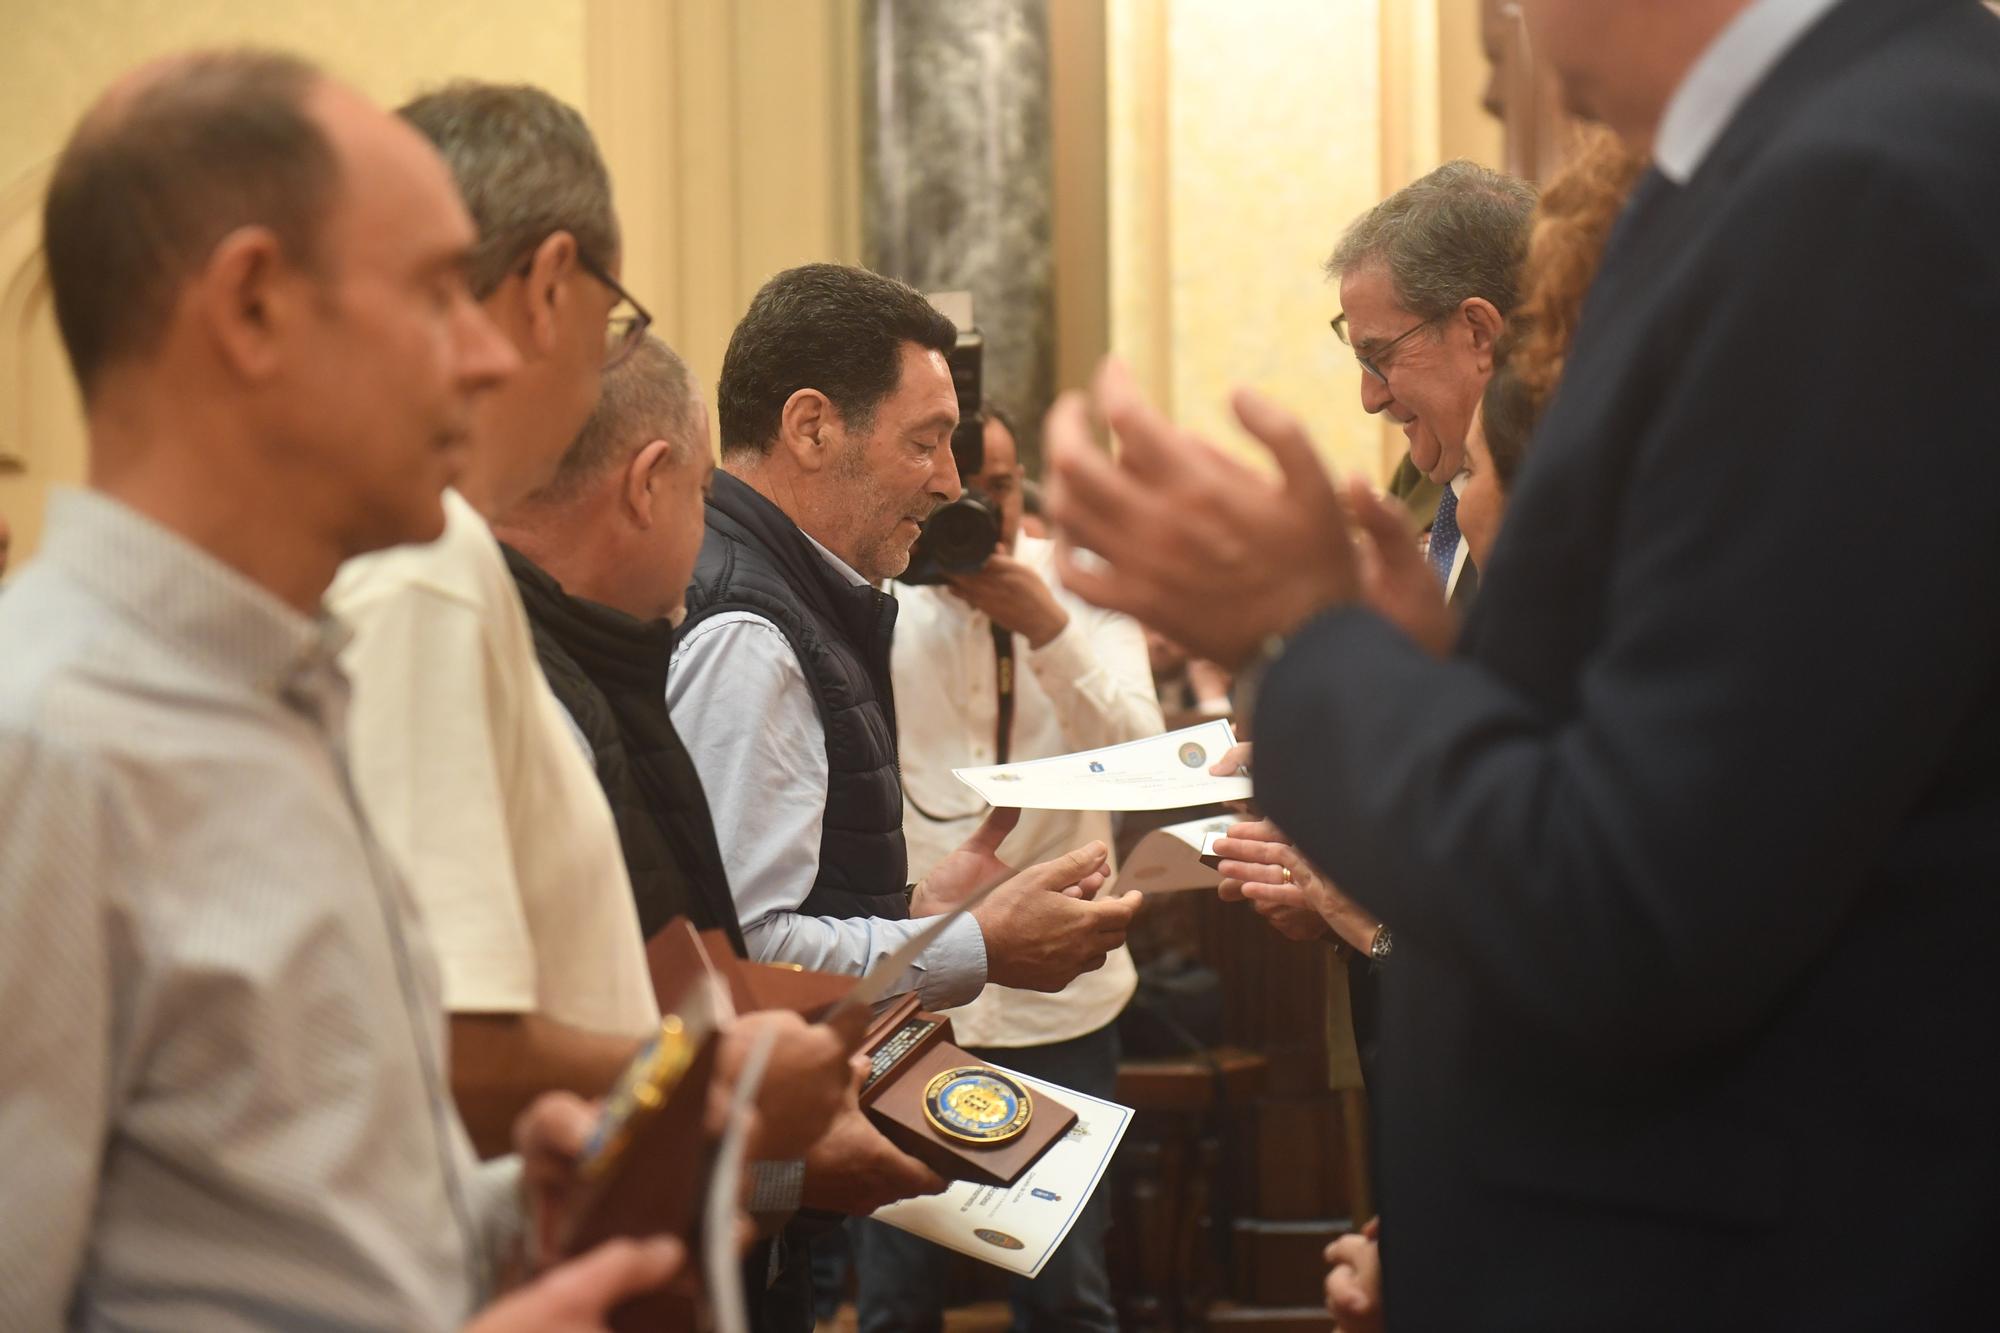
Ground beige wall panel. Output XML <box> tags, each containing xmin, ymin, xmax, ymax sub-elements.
<box><xmin>587</xmin><ymin>0</ymin><xmax>680</xmax><ymax>345</ymax></box>
<box><xmin>1109</xmin><ymin>0</ymin><xmax>1381</xmax><ymax>480</ymax></box>
<box><xmin>0</xmin><ymin>0</ymin><xmax>589</xmax><ymax>562</ymax></box>
<box><xmin>1050</xmin><ymin>0</ymin><xmax>1112</xmax><ymax>413</ymax></box>
<box><xmin>1436</xmin><ymin>0</ymin><xmax>1503</xmax><ymax>168</ymax></box>
<box><xmin>1105</xmin><ymin>0</ymin><xmax>1174</xmax><ymax>414</ymax></box>
<box><xmin>1</xmin><ymin>0</ymin><xmax>866</xmax><ymax>556</ymax></box>
<box><xmin>593</xmin><ymin>0</ymin><xmax>860</xmax><ymax>425</ymax></box>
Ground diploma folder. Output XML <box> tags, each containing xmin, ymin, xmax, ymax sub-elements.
<box><xmin>643</xmin><ymin>918</ymin><xmax>1076</xmax><ymax>1188</ymax></box>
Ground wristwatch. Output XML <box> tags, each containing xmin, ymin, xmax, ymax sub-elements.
<box><xmin>1369</xmin><ymin>924</ymin><xmax>1394</xmax><ymax>962</ymax></box>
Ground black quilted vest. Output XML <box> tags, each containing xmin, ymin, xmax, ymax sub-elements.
<box><xmin>677</xmin><ymin>472</ymin><xmax>910</xmax><ymax>921</ymax></box>
<box><xmin>504</xmin><ymin>545</ymin><xmax>747</xmax><ymax>954</ymax></box>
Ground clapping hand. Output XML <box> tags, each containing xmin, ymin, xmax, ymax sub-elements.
<box><xmin>1045</xmin><ymin>359</ymin><xmax>1359</xmax><ymax>669</ymax></box>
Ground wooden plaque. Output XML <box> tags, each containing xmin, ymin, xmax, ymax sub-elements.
<box><xmin>857</xmin><ymin>994</ymin><xmax>1079</xmax><ymax>1188</ymax></box>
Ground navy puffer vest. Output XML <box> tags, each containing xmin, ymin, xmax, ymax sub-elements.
<box><xmin>677</xmin><ymin>472</ymin><xmax>910</xmax><ymax>921</ymax></box>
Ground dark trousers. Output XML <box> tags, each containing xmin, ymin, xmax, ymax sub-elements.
<box><xmin>852</xmin><ymin>1022</ymin><xmax>1122</xmax><ymax>1333</ymax></box>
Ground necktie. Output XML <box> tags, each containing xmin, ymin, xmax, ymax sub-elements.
<box><xmin>1429</xmin><ymin>483</ymin><xmax>1460</xmax><ymax>588</ymax></box>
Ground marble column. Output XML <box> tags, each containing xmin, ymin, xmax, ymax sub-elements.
<box><xmin>861</xmin><ymin>0</ymin><xmax>1054</xmax><ymax>469</ymax></box>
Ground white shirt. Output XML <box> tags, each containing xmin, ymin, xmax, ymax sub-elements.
<box><xmin>1654</xmin><ymin>0</ymin><xmax>1845</xmax><ymax>184</ymax></box>
<box><xmin>667</xmin><ymin>530</ymin><xmax>987</xmax><ymax>1009</ymax></box>
<box><xmin>892</xmin><ymin>534</ymin><xmax>1161</xmax><ymax>1047</ymax></box>
<box><xmin>330</xmin><ymin>490</ymin><xmax>658</xmax><ymax>1039</ymax></box>
<box><xmin>0</xmin><ymin>490</ymin><xmax>518</xmax><ymax>1331</ymax></box>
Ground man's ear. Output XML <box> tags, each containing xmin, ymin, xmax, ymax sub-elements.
<box><xmin>623</xmin><ymin>438</ymin><xmax>676</xmax><ymax>526</ymax></box>
<box><xmin>1461</xmin><ymin>297</ymin><xmax>1505</xmax><ymax>373</ymax></box>
<box><xmin>196</xmin><ymin>225</ymin><xmax>294</xmax><ymax>383</ymax></box>
<box><xmin>775</xmin><ymin>388</ymin><xmax>835</xmax><ymax>473</ymax></box>
<box><xmin>519</xmin><ymin>230</ymin><xmax>581</xmax><ymax>359</ymax></box>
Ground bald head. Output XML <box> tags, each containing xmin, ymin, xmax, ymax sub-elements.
<box><xmin>43</xmin><ymin>50</ymin><xmax>341</xmax><ymax>398</ymax></box>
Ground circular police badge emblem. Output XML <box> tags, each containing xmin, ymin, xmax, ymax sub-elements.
<box><xmin>1179</xmin><ymin>742</ymin><xmax>1207</xmax><ymax>768</ymax></box>
<box><xmin>923</xmin><ymin>1066</ymin><xmax>1034</xmax><ymax>1144</ymax></box>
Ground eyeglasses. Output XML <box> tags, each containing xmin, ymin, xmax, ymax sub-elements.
<box><xmin>577</xmin><ymin>252</ymin><xmax>653</xmax><ymax>371</ymax></box>
<box><xmin>1330</xmin><ymin>312</ymin><xmax>1437</xmax><ymax>383</ymax></box>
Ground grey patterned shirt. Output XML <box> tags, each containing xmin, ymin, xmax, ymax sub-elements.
<box><xmin>0</xmin><ymin>490</ymin><xmax>518</xmax><ymax>1332</ymax></box>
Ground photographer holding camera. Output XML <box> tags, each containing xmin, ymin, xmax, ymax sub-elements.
<box><xmin>856</xmin><ymin>403</ymin><xmax>1163</xmax><ymax>1332</ymax></box>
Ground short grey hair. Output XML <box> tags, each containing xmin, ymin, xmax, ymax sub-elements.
<box><xmin>537</xmin><ymin>334</ymin><xmax>702</xmax><ymax>504</ymax></box>
<box><xmin>398</xmin><ymin>81</ymin><xmax>618</xmax><ymax>298</ymax></box>
<box><xmin>1327</xmin><ymin>160</ymin><xmax>1537</xmax><ymax>321</ymax></box>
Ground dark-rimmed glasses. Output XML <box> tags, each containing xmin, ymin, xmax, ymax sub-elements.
<box><xmin>1330</xmin><ymin>312</ymin><xmax>1437</xmax><ymax>383</ymax></box>
<box><xmin>577</xmin><ymin>252</ymin><xmax>653</xmax><ymax>371</ymax></box>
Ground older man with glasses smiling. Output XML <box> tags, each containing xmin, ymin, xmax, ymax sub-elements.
<box><xmin>329</xmin><ymin>81</ymin><xmax>673</xmax><ymax>1160</ymax></box>
<box><xmin>1327</xmin><ymin>160</ymin><xmax>1536</xmax><ymax>607</ymax></box>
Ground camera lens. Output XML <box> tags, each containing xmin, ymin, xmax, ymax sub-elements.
<box><xmin>927</xmin><ymin>502</ymin><xmax>998</xmax><ymax>568</ymax></box>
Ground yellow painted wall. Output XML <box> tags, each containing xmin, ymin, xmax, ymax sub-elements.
<box><xmin>1105</xmin><ymin>0</ymin><xmax>1503</xmax><ymax>486</ymax></box>
<box><xmin>1108</xmin><ymin>0</ymin><xmax>1384</xmax><ymax>484</ymax></box>
<box><xmin>0</xmin><ymin>0</ymin><xmax>859</xmax><ymax>564</ymax></box>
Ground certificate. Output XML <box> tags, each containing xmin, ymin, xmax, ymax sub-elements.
<box><xmin>869</xmin><ymin>1067</ymin><xmax>1134</xmax><ymax>1279</ymax></box>
<box><xmin>952</xmin><ymin>719</ymin><xmax>1252</xmax><ymax>812</ymax></box>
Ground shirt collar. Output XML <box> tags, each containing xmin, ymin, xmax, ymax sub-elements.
<box><xmin>1653</xmin><ymin>0</ymin><xmax>1844</xmax><ymax>184</ymax></box>
<box><xmin>38</xmin><ymin>487</ymin><xmax>349</xmax><ymax>701</ymax></box>
<box><xmin>802</xmin><ymin>529</ymin><xmax>870</xmax><ymax>588</ymax></box>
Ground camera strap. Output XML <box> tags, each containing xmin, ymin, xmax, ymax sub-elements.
<box><xmin>991</xmin><ymin>622</ymin><xmax>1016</xmax><ymax>766</ymax></box>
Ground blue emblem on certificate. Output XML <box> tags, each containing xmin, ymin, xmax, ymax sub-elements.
<box><xmin>923</xmin><ymin>1066</ymin><xmax>1034</xmax><ymax>1144</ymax></box>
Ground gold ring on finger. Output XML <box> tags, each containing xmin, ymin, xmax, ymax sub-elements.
<box><xmin>1281</xmin><ymin>866</ymin><xmax>1293</xmax><ymax>885</ymax></box>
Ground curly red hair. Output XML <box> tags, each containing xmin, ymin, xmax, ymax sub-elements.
<box><xmin>1509</xmin><ymin>126</ymin><xmax>1648</xmax><ymax>409</ymax></box>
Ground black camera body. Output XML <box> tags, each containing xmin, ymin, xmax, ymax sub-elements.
<box><xmin>901</xmin><ymin>488</ymin><xmax>1003</xmax><ymax>585</ymax></box>
<box><xmin>899</xmin><ymin>322</ymin><xmax>1001</xmax><ymax>586</ymax></box>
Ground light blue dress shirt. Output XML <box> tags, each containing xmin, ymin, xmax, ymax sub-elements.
<box><xmin>667</xmin><ymin>529</ymin><xmax>986</xmax><ymax>1009</ymax></box>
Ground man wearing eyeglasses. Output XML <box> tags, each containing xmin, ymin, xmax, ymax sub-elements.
<box><xmin>1327</xmin><ymin>160</ymin><xmax>1536</xmax><ymax>608</ymax></box>
<box><xmin>329</xmin><ymin>82</ymin><xmax>665</xmax><ymax>1157</ymax></box>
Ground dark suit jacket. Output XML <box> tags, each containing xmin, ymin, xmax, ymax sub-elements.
<box><xmin>1257</xmin><ymin>3</ymin><xmax>2000</xmax><ymax>1328</ymax></box>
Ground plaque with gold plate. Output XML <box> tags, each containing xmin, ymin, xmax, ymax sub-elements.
<box><xmin>853</xmin><ymin>990</ymin><xmax>1077</xmax><ymax>1188</ymax></box>
<box><xmin>557</xmin><ymin>974</ymin><xmax>727</xmax><ymax>1333</ymax></box>
<box><xmin>644</xmin><ymin>914</ymin><xmax>1078</xmax><ymax>1187</ymax></box>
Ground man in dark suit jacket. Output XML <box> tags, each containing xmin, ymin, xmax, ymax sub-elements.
<box><xmin>1045</xmin><ymin>1</ymin><xmax>2000</xmax><ymax>1327</ymax></box>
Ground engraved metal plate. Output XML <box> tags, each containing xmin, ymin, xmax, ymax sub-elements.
<box><xmin>862</xmin><ymin>1016</ymin><xmax>939</xmax><ymax>1093</ymax></box>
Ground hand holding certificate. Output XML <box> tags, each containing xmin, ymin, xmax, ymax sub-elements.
<box><xmin>953</xmin><ymin>720</ymin><xmax>1252</xmax><ymax>812</ymax></box>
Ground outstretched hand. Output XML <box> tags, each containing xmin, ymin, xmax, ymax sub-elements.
<box><xmin>910</xmin><ymin>807</ymin><xmax>1021</xmax><ymax>914</ymax></box>
<box><xmin>974</xmin><ymin>840</ymin><xmax>1138</xmax><ymax>992</ymax></box>
<box><xmin>1213</xmin><ymin>817</ymin><xmax>1382</xmax><ymax>955</ymax></box>
<box><xmin>1045</xmin><ymin>359</ymin><xmax>1360</xmax><ymax>669</ymax></box>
